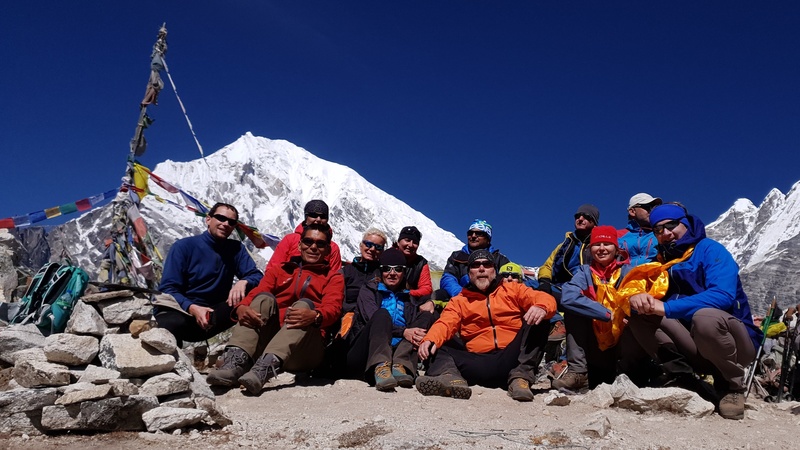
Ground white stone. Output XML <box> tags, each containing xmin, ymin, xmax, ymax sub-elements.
<box><xmin>580</xmin><ymin>383</ymin><xmax>615</xmax><ymax>408</ymax></box>
<box><xmin>98</xmin><ymin>334</ymin><xmax>176</xmax><ymax>378</ymax></box>
<box><xmin>139</xmin><ymin>372</ymin><xmax>191</xmax><ymax>397</ymax></box>
<box><xmin>142</xmin><ymin>406</ymin><xmax>208</xmax><ymax>432</ymax></box>
<box><xmin>109</xmin><ymin>379</ymin><xmax>140</xmax><ymax>396</ymax></box>
<box><xmin>98</xmin><ymin>296</ymin><xmax>152</xmax><ymax>325</ymax></box>
<box><xmin>0</xmin><ymin>387</ymin><xmax>58</xmax><ymax>415</ymax></box>
<box><xmin>55</xmin><ymin>384</ymin><xmax>112</xmax><ymax>405</ymax></box>
<box><xmin>10</xmin><ymin>346</ymin><xmax>47</xmax><ymax>364</ymax></box>
<box><xmin>77</xmin><ymin>365</ymin><xmax>121</xmax><ymax>384</ymax></box>
<box><xmin>44</xmin><ymin>333</ymin><xmax>99</xmax><ymax>365</ymax></box>
<box><xmin>12</xmin><ymin>360</ymin><xmax>71</xmax><ymax>388</ymax></box>
<box><xmin>0</xmin><ymin>324</ymin><xmax>46</xmax><ymax>364</ymax></box>
<box><xmin>140</xmin><ymin>328</ymin><xmax>178</xmax><ymax>354</ymax></box>
<box><xmin>64</xmin><ymin>300</ymin><xmax>107</xmax><ymax>336</ymax></box>
<box><xmin>41</xmin><ymin>404</ymin><xmax>83</xmax><ymax>430</ymax></box>
<box><xmin>582</xmin><ymin>414</ymin><xmax>611</xmax><ymax>438</ymax></box>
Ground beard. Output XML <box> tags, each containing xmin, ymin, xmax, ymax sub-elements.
<box><xmin>473</xmin><ymin>276</ymin><xmax>492</xmax><ymax>292</ymax></box>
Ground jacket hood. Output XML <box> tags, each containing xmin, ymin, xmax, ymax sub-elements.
<box><xmin>657</xmin><ymin>214</ymin><xmax>707</xmax><ymax>261</ymax></box>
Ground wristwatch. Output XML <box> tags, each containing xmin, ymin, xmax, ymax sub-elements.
<box><xmin>313</xmin><ymin>311</ymin><xmax>323</xmax><ymax>327</ymax></box>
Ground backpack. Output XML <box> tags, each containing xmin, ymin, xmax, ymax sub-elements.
<box><xmin>9</xmin><ymin>262</ymin><xmax>90</xmax><ymax>335</ymax></box>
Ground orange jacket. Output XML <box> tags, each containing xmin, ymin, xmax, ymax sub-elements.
<box><xmin>424</xmin><ymin>281</ymin><xmax>557</xmax><ymax>354</ymax></box>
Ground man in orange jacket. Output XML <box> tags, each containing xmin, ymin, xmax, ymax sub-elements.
<box><xmin>416</xmin><ymin>249</ymin><xmax>557</xmax><ymax>401</ymax></box>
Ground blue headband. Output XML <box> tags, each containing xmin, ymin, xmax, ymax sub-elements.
<box><xmin>649</xmin><ymin>204</ymin><xmax>688</xmax><ymax>228</ymax></box>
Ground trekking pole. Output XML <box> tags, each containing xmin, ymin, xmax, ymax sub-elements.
<box><xmin>776</xmin><ymin>316</ymin><xmax>800</xmax><ymax>402</ymax></box>
<box><xmin>746</xmin><ymin>298</ymin><xmax>777</xmax><ymax>399</ymax></box>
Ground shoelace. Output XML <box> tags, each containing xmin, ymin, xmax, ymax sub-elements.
<box><xmin>376</xmin><ymin>364</ymin><xmax>393</xmax><ymax>379</ymax></box>
<box><xmin>251</xmin><ymin>355</ymin><xmax>280</xmax><ymax>381</ymax></box>
<box><xmin>220</xmin><ymin>349</ymin><xmax>250</xmax><ymax>370</ymax></box>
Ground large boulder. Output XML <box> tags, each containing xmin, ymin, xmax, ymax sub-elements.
<box><xmin>44</xmin><ymin>333</ymin><xmax>100</xmax><ymax>366</ymax></box>
<box><xmin>13</xmin><ymin>360</ymin><xmax>71</xmax><ymax>388</ymax></box>
<box><xmin>139</xmin><ymin>373</ymin><xmax>190</xmax><ymax>397</ymax></box>
<box><xmin>0</xmin><ymin>324</ymin><xmax>46</xmax><ymax>364</ymax></box>
<box><xmin>98</xmin><ymin>334</ymin><xmax>176</xmax><ymax>378</ymax></box>
<box><xmin>65</xmin><ymin>301</ymin><xmax>107</xmax><ymax>336</ymax></box>
<box><xmin>141</xmin><ymin>406</ymin><xmax>208</xmax><ymax>432</ymax></box>
<box><xmin>97</xmin><ymin>296</ymin><xmax>152</xmax><ymax>325</ymax></box>
<box><xmin>140</xmin><ymin>328</ymin><xmax>178</xmax><ymax>354</ymax></box>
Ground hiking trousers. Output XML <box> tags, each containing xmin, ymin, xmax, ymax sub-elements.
<box><xmin>346</xmin><ymin>309</ymin><xmax>433</xmax><ymax>380</ymax></box>
<box><xmin>426</xmin><ymin>320</ymin><xmax>549</xmax><ymax>388</ymax></box>
<box><xmin>563</xmin><ymin>312</ymin><xmax>623</xmax><ymax>386</ymax></box>
<box><xmin>155</xmin><ymin>300</ymin><xmax>236</xmax><ymax>348</ymax></box>
<box><xmin>628</xmin><ymin>308</ymin><xmax>756</xmax><ymax>391</ymax></box>
<box><xmin>227</xmin><ymin>293</ymin><xmax>324</xmax><ymax>372</ymax></box>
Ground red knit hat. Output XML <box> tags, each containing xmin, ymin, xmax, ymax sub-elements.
<box><xmin>590</xmin><ymin>225</ymin><xmax>618</xmax><ymax>246</ymax></box>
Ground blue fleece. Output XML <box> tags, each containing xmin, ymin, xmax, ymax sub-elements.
<box><xmin>658</xmin><ymin>215</ymin><xmax>763</xmax><ymax>350</ymax></box>
<box><xmin>618</xmin><ymin>219</ymin><xmax>659</xmax><ymax>266</ymax></box>
<box><xmin>378</xmin><ymin>282</ymin><xmax>407</xmax><ymax>346</ymax></box>
<box><xmin>159</xmin><ymin>231</ymin><xmax>263</xmax><ymax>311</ymax></box>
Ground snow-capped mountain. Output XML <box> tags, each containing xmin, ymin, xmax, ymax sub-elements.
<box><xmin>707</xmin><ymin>181</ymin><xmax>800</xmax><ymax>313</ymax></box>
<box><xmin>48</xmin><ymin>133</ymin><xmax>464</xmax><ymax>274</ymax></box>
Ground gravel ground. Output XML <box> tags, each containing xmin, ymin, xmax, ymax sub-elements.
<box><xmin>6</xmin><ymin>373</ymin><xmax>800</xmax><ymax>449</ymax></box>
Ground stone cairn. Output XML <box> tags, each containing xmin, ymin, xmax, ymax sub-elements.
<box><xmin>0</xmin><ymin>289</ymin><xmax>231</xmax><ymax>435</ymax></box>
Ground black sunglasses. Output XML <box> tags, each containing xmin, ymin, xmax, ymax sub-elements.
<box><xmin>500</xmin><ymin>272</ymin><xmax>521</xmax><ymax>280</ymax></box>
<box><xmin>380</xmin><ymin>265</ymin><xmax>405</xmax><ymax>274</ymax></box>
<box><xmin>467</xmin><ymin>230</ymin><xmax>488</xmax><ymax>238</ymax></box>
<box><xmin>633</xmin><ymin>204</ymin><xmax>654</xmax><ymax>212</ymax></box>
<box><xmin>306</xmin><ymin>212</ymin><xmax>328</xmax><ymax>220</ymax></box>
<box><xmin>653</xmin><ymin>219</ymin><xmax>682</xmax><ymax>236</ymax></box>
<box><xmin>300</xmin><ymin>237</ymin><xmax>330</xmax><ymax>248</ymax></box>
<box><xmin>362</xmin><ymin>240</ymin><xmax>385</xmax><ymax>251</ymax></box>
<box><xmin>210</xmin><ymin>214</ymin><xmax>238</xmax><ymax>226</ymax></box>
<box><xmin>574</xmin><ymin>213</ymin><xmax>595</xmax><ymax>223</ymax></box>
<box><xmin>469</xmin><ymin>260</ymin><xmax>494</xmax><ymax>269</ymax></box>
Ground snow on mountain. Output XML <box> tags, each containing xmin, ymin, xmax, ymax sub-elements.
<box><xmin>51</xmin><ymin>133</ymin><xmax>464</xmax><ymax>274</ymax></box>
<box><xmin>707</xmin><ymin>181</ymin><xmax>800</xmax><ymax>312</ymax></box>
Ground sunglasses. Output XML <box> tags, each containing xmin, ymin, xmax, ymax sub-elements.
<box><xmin>362</xmin><ymin>240</ymin><xmax>385</xmax><ymax>252</ymax></box>
<box><xmin>300</xmin><ymin>237</ymin><xmax>330</xmax><ymax>248</ymax></box>
<box><xmin>380</xmin><ymin>265</ymin><xmax>405</xmax><ymax>274</ymax></box>
<box><xmin>653</xmin><ymin>219</ymin><xmax>682</xmax><ymax>236</ymax></box>
<box><xmin>469</xmin><ymin>260</ymin><xmax>494</xmax><ymax>269</ymax></box>
<box><xmin>500</xmin><ymin>272</ymin><xmax>521</xmax><ymax>280</ymax></box>
<box><xmin>574</xmin><ymin>213</ymin><xmax>595</xmax><ymax>223</ymax></box>
<box><xmin>633</xmin><ymin>204</ymin><xmax>654</xmax><ymax>212</ymax></box>
<box><xmin>467</xmin><ymin>230</ymin><xmax>488</xmax><ymax>238</ymax></box>
<box><xmin>306</xmin><ymin>212</ymin><xmax>328</xmax><ymax>220</ymax></box>
<box><xmin>211</xmin><ymin>214</ymin><xmax>238</xmax><ymax>226</ymax></box>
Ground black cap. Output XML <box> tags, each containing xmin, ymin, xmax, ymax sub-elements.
<box><xmin>398</xmin><ymin>226</ymin><xmax>422</xmax><ymax>244</ymax></box>
<box><xmin>304</xmin><ymin>199</ymin><xmax>329</xmax><ymax>217</ymax></box>
<box><xmin>379</xmin><ymin>248</ymin><xmax>406</xmax><ymax>266</ymax></box>
<box><xmin>575</xmin><ymin>204</ymin><xmax>599</xmax><ymax>224</ymax></box>
<box><xmin>468</xmin><ymin>249</ymin><xmax>494</xmax><ymax>266</ymax></box>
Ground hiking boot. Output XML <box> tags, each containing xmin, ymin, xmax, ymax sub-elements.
<box><xmin>392</xmin><ymin>363</ymin><xmax>414</xmax><ymax>388</ymax></box>
<box><xmin>548</xmin><ymin>320</ymin><xmax>566</xmax><ymax>341</ymax></box>
<box><xmin>508</xmin><ymin>378</ymin><xmax>534</xmax><ymax>402</ymax></box>
<box><xmin>719</xmin><ymin>391</ymin><xmax>745</xmax><ymax>420</ymax></box>
<box><xmin>374</xmin><ymin>362</ymin><xmax>398</xmax><ymax>391</ymax></box>
<box><xmin>238</xmin><ymin>353</ymin><xmax>281</xmax><ymax>395</ymax></box>
<box><xmin>415</xmin><ymin>373</ymin><xmax>472</xmax><ymax>399</ymax></box>
<box><xmin>206</xmin><ymin>346</ymin><xmax>252</xmax><ymax>387</ymax></box>
<box><xmin>551</xmin><ymin>370</ymin><xmax>588</xmax><ymax>391</ymax></box>
<box><xmin>548</xmin><ymin>360</ymin><xmax>568</xmax><ymax>380</ymax></box>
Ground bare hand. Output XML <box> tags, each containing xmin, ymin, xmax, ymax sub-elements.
<box><xmin>630</xmin><ymin>293</ymin><xmax>656</xmax><ymax>314</ymax></box>
<box><xmin>418</xmin><ymin>341</ymin><xmax>437</xmax><ymax>361</ymax></box>
<box><xmin>418</xmin><ymin>300</ymin><xmax>435</xmax><ymax>313</ymax></box>
<box><xmin>523</xmin><ymin>305</ymin><xmax>547</xmax><ymax>325</ymax></box>
<box><xmin>235</xmin><ymin>304</ymin><xmax>264</xmax><ymax>329</ymax></box>
<box><xmin>403</xmin><ymin>327</ymin><xmax>428</xmax><ymax>347</ymax></box>
<box><xmin>188</xmin><ymin>304</ymin><xmax>214</xmax><ymax>330</ymax></box>
<box><xmin>227</xmin><ymin>280</ymin><xmax>248</xmax><ymax>307</ymax></box>
<box><xmin>285</xmin><ymin>307</ymin><xmax>317</xmax><ymax>329</ymax></box>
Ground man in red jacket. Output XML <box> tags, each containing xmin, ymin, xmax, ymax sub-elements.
<box><xmin>207</xmin><ymin>223</ymin><xmax>345</xmax><ymax>395</ymax></box>
<box><xmin>416</xmin><ymin>249</ymin><xmax>557</xmax><ymax>402</ymax></box>
<box><xmin>267</xmin><ymin>199</ymin><xmax>342</xmax><ymax>272</ymax></box>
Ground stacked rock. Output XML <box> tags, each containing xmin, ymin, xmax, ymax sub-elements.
<box><xmin>0</xmin><ymin>289</ymin><xmax>231</xmax><ymax>435</ymax></box>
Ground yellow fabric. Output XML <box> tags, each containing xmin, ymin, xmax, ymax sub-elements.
<box><xmin>132</xmin><ymin>163</ymin><xmax>150</xmax><ymax>200</ymax></box>
<box><xmin>590</xmin><ymin>247</ymin><xmax>695</xmax><ymax>350</ymax></box>
<box><xmin>767</xmin><ymin>322</ymin><xmax>786</xmax><ymax>338</ymax></box>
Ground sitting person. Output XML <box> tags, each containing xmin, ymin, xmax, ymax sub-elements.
<box><xmin>155</xmin><ymin>202</ymin><xmax>263</xmax><ymax>347</ymax></box>
<box><xmin>206</xmin><ymin>223</ymin><xmax>344</xmax><ymax>395</ymax></box>
<box><xmin>346</xmin><ymin>248</ymin><xmax>434</xmax><ymax>390</ymax></box>
<box><xmin>498</xmin><ymin>262</ymin><xmax>526</xmax><ymax>284</ymax></box>
<box><xmin>628</xmin><ymin>204</ymin><xmax>762</xmax><ymax>420</ymax></box>
<box><xmin>396</xmin><ymin>226</ymin><xmax>433</xmax><ymax>308</ymax></box>
<box><xmin>555</xmin><ymin>225</ymin><xmax>632</xmax><ymax>390</ymax></box>
<box><xmin>267</xmin><ymin>199</ymin><xmax>342</xmax><ymax>272</ymax></box>
<box><xmin>416</xmin><ymin>249</ymin><xmax>556</xmax><ymax>402</ymax></box>
<box><xmin>619</xmin><ymin>193</ymin><xmax>662</xmax><ymax>266</ymax></box>
<box><xmin>438</xmin><ymin>219</ymin><xmax>510</xmax><ymax>305</ymax></box>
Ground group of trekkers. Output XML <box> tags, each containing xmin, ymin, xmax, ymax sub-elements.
<box><xmin>152</xmin><ymin>194</ymin><xmax>762</xmax><ymax>421</ymax></box>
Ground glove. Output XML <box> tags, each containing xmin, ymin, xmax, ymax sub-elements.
<box><xmin>538</xmin><ymin>279</ymin><xmax>553</xmax><ymax>295</ymax></box>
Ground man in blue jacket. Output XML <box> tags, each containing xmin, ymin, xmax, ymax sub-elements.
<box><xmin>618</xmin><ymin>193</ymin><xmax>662</xmax><ymax>266</ymax></box>
<box><xmin>155</xmin><ymin>202</ymin><xmax>263</xmax><ymax>346</ymax></box>
<box><xmin>628</xmin><ymin>203</ymin><xmax>762</xmax><ymax>421</ymax></box>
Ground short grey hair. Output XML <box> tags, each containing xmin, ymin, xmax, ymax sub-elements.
<box><xmin>362</xmin><ymin>227</ymin><xmax>388</xmax><ymax>244</ymax></box>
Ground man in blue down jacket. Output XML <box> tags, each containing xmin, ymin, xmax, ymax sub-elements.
<box><xmin>618</xmin><ymin>193</ymin><xmax>662</xmax><ymax>266</ymax></box>
<box><xmin>628</xmin><ymin>203</ymin><xmax>762</xmax><ymax>421</ymax></box>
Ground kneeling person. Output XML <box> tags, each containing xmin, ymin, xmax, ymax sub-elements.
<box><xmin>417</xmin><ymin>249</ymin><xmax>557</xmax><ymax>401</ymax></box>
<box><xmin>207</xmin><ymin>223</ymin><xmax>344</xmax><ymax>395</ymax></box>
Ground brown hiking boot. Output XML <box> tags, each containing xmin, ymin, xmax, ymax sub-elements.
<box><xmin>391</xmin><ymin>363</ymin><xmax>414</xmax><ymax>388</ymax></box>
<box><xmin>374</xmin><ymin>362</ymin><xmax>398</xmax><ymax>391</ymax></box>
<box><xmin>238</xmin><ymin>353</ymin><xmax>281</xmax><ymax>395</ymax></box>
<box><xmin>508</xmin><ymin>378</ymin><xmax>534</xmax><ymax>402</ymax></box>
<box><xmin>719</xmin><ymin>391</ymin><xmax>745</xmax><ymax>420</ymax></box>
<box><xmin>415</xmin><ymin>373</ymin><xmax>472</xmax><ymax>399</ymax></box>
<box><xmin>548</xmin><ymin>320</ymin><xmax>566</xmax><ymax>341</ymax></box>
<box><xmin>551</xmin><ymin>370</ymin><xmax>588</xmax><ymax>391</ymax></box>
<box><xmin>206</xmin><ymin>346</ymin><xmax>252</xmax><ymax>387</ymax></box>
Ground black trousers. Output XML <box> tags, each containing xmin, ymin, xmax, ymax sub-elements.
<box><xmin>426</xmin><ymin>321</ymin><xmax>549</xmax><ymax>388</ymax></box>
<box><xmin>154</xmin><ymin>301</ymin><xmax>236</xmax><ymax>347</ymax></box>
<box><xmin>346</xmin><ymin>309</ymin><xmax>433</xmax><ymax>382</ymax></box>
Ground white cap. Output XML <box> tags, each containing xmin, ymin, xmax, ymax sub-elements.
<box><xmin>628</xmin><ymin>193</ymin><xmax>663</xmax><ymax>209</ymax></box>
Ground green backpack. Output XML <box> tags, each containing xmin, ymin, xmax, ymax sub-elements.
<box><xmin>10</xmin><ymin>262</ymin><xmax>90</xmax><ymax>335</ymax></box>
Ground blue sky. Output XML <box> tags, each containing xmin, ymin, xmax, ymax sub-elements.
<box><xmin>1</xmin><ymin>2</ymin><xmax>798</xmax><ymax>267</ymax></box>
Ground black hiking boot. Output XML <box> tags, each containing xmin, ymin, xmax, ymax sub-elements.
<box><xmin>415</xmin><ymin>373</ymin><xmax>472</xmax><ymax>399</ymax></box>
<box><xmin>238</xmin><ymin>353</ymin><xmax>282</xmax><ymax>395</ymax></box>
<box><xmin>206</xmin><ymin>346</ymin><xmax>252</xmax><ymax>387</ymax></box>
